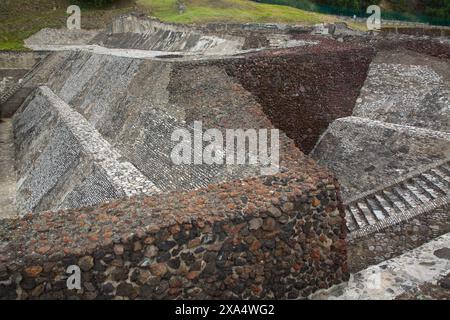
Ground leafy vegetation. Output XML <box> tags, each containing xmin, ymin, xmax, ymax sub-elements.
<box><xmin>253</xmin><ymin>0</ymin><xmax>450</xmax><ymax>26</ymax></box>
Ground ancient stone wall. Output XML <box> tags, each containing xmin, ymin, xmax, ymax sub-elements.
<box><xmin>13</xmin><ymin>86</ymin><xmax>158</xmax><ymax>216</ymax></box>
<box><xmin>353</xmin><ymin>63</ymin><xmax>449</xmax><ymax>133</ymax></box>
<box><xmin>0</xmin><ymin>51</ymin><xmax>47</xmax><ymax>69</ymax></box>
<box><xmin>375</xmin><ymin>37</ymin><xmax>450</xmax><ymax>59</ymax></box>
<box><xmin>311</xmin><ymin>116</ymin><xmax>450</xmax><ymax>199</ymax></box>
<box><xmin>348</xmin><ymin>204</ymin><xmax>450</xmax><ymax>272</ymax></box>
<box><xmin>0</xmin><ymin>51</ymin><xmax>49</xmax><ymax>117</ymax></box>
<box><xmin>381</xmin><ymin>27</ymin><xmax>450</xmax><ymax>38</ymax></box>
<box><xmin>0</xmin><ymin>163</ymin><xmax>348</xmax><ymax>299</ymax></box>
<box><xmin>24</xmin><ymin>51</ymin><xmax>269</xmax><ymax>193</ymax></box>
<box><xmin>92</xmin><ymin>14</ymin><xmax>244</xmax><ymax>54</ymax></box>
<box><xmin>222</xmin><ymin>37</ymin><xmax>375</xmax><ymax>153</ymax></box>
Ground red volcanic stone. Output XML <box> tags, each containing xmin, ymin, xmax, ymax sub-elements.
<box><xmin>170</xmin><ymin>224</ymin><xmax>180</xmax><ymax>235</ymax></box>
<box><xmin>147</xmin><ymin>224</ymin><xmax>160</xmax><ymax>234</ymax></box>
<box><xmin>150</xmin><ymin>263</ymin><xmax>167</xmax><ymax>277</ymax></box>
<box><xmin>310</xmin><ymin>248</ymin><xmax>321</xmax><ymax>260</ymax></box>
<box><xmin>188</xmin><ymin>238</ymin><xmax>201</xmax><ymax>248</ymax></box>
<box><xmin>292</xmin><ymin>263</ymin><xmax>303</xmax><ymax>272</ymax></box>
<box><xmin>88</xmin><ymin>233</ymin><xmax>99</xmax><ymax>242</ymax></box>
<box><xmin>37</xmin><ymin>245</ymin><xmax>51</xmax><ymax>254</ymax></box>
<box><xmin>244</xmin><ymin>203</ymin><xmax>257</xmax><ymax>214</ymax></box>
<box><xmin>334</xmin><ymin>239</ymin><xmax>346</xmax><ymax>252</ymax></box>
<box><xmin>312</xmin><ymin>198</ymin><xmax>321</xmax><ymax>207</ymax></box>
<box><xmin>251</xmin><ymin>285</ymin><xmax>263</xmax><ymax>296</ymax></box>
<box><xmin>249</xmin><ymin>240</ymin><xmax>261</xmax><ymax>252</ymax></box>
<box><xmin>282</xmin><ymin>202</ymin><xmax>294</xmax><ymax>213</ymax></box>
<box><xmin>262</xmin><ymin>217</ymin><xmax>276</xmax><ymax>231</ymax></box>
<box><xmin>24</xmin><ymin>266</ymin><xmax>43</xmax><ymax>278</ymax></box>
<box><xmin>186</xmin><ymin>270</ymin><xmax>201</xmax><ymax>280</ymax></box>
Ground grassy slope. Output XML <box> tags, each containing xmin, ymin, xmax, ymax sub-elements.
<box><xmin>0</xmin><ymin>0</ymin><xmax>135</xmax><ymax>51</ymax></box>
<box><xmin>137</xmin><ymin>0</ymin><xmax>339</xmax><ymax>24</ymax></box>
<box><xmin>0</xmin><ymin>0</ymin><xmax>365</xmax><ymax>51</ymax></box>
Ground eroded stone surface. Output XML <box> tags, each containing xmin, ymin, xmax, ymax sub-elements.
<box><xmin>0</xmin><ymin>119</ymin><xmax>17</xmax><ymax>219</ymax></box>
<box><xmin>311</xmin><ymin>232</ymin><xmax>450</xmax><ymax>300</ymax></box>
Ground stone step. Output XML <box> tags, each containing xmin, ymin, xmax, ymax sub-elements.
<box><xmin>392</xmin><ymin>185</ymin><xmax>419</xmax><ymax>208</ymax></box>
<box><xmin>412</xmin><ymin>176</ymin><xmax>441</xmax><ymax>199</ymax></box>
<box><xmin>348</xmin><ymin>205</ymin><xmax>367</xmax><ymax>229</ymax></box>
<box><xmin>430</xmin><ymin>168</ymin><xmax>450</xmax><ymax>187</ymax></box>
<box><xmin>345</xmin><ymin>208</ymin><xmax>358</xmax><ymax>232</ymax></box>
<box><xmin>422</xmin><ymin>172</ymin><xmax>448</xmax><ymax>194</ymax></box>
<box><xmin>373</xmin><ymin>193</ymin><xmax>395</xmax><ymax>217</ymax></box>
<box><xmin>403</xmin><ymin>180</ymin><xmax>432</xmax><ymax>204</ymax></box>
<box><xmin>365</xmin><ymin>197</ymin><xmax>386</xmax><ymax>221</ymax></box>
<box><xmin>345</xmin><ymin>162</ymin><xmax>450</xmax><ymax>235</ymax></box>
<box><xmin>356</xmin><ymin>201</ymin><xmax>377</xmax><ymax>225</ymax></box>
<box><xmin>382</xmin><ymin>189</ymin><xmax>408</xmax><ymax>212</ymax></box>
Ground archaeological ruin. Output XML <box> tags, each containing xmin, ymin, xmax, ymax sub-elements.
<box><xmin>0</xmin><ymin>12</ymin><xmax>449</xmax><ymax>300</ymax></box>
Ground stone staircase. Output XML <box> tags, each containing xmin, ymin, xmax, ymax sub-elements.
<box><xmin>344</xmin><ymin>159</ymin><xmax>450</xmax><ymax>239</ymax></box>
<box><xmin>0</xmin><ymin>55</ymin><xmax>47</xmax><ymax>109</ymax></box>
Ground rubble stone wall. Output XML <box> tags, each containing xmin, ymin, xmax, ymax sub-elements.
<box><xmin>222</xmin><ymin>37</ymin><xmax>375</xmax><ymax>153</ymax></box>
<box><xmin>348</xmin><ymin>204</ymin><xmax>450</xmax><ymax>272</ymax></box>
<box><xmin>0</xmin><ymin>164</ymin><xmax>348</xmax><ymax>300</ymax></box>
<box><xmin>12</xmin><ymin>86</ymin><xmax>158</xmax><ymax>216</ymax></box>
<box><xmin>310</xmin><ymin>116</ymin><xmax>450</xmax><ymax>199</ymax></box>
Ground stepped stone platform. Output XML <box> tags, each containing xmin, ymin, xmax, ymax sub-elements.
<box><xmin>344</xmin><ymin>159</ymin><xmax>450</xmax><ymax>236</ymax></box>
<box><xmin>0</xmin><ymin>15</ymin><xmax>449</xmax><ymax>299</ymax></box>
<box><xmin>92</xmin><ymin>15</ymin><xmax>244</xmax><ymax>54</ymax></box>
<box><xmin>312</xmin><ymin>116</ymin><xmax>450</xmax><ymax>199</ymax></box>
<box><xmin>0</xmin><ymin>18</ymin><xmax>379</xmax><ymax>299</ymax></box>
<box><xmin>13</xmin><ymin>86</ymin><xmax>158</xmax><ymax>216</ymax></box>
<box><xmin>0</xmin><ymin>119</ymin><xmax>16</xmax><ymax>219</ymax></box>
<box><xmin>353</xmin><ymin>63</ymin><xmax>449</xmax><ymax>133</ymax></box>
<box><xmin>25</xmin><ymin>28</ymin><xmax>101</xmax><ymax>47</ymax></box>
<box><xmin>312</xmin><ymin>47</ymin><xmax>450</xmax><ymax>271</ymax></box>
<box><xmin>311</xmin><ymin>232</ymin><xmax>450</xmax><ymax>300</ymax></box>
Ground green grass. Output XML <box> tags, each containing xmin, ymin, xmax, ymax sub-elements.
<box><xmin>0</xmin><ymin>0</ymin><xmax>366</xmax><ymax>50</ymax></box>
<box><xmin>0</xmin><ymin>1</ymin><xmax>134</xmax><ymax>51</ymax></box>
<box><xmin>137</xmin><ymin>0</ymin><xmax>341</xmax><ymax>24</ymax></box>
<box><xmin>0</xmin><ymin>9</ymin><xmax>66</xmax><ymax>51</ymax></box>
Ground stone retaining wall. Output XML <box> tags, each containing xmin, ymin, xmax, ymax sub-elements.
<box><xmin>0</xmin><ymin>162</ymin><xmax>348</xmax><ymax>299</ymax></box>
<box><xmin>13</xmin><ymin>86</ymin><xmax>158</xmax><ymax>216</ymax></box>
<box><xmin>311</xmin><ymin>116</ymin><xmax>450</xmax><ymax>199</ymax></box>
<box><xmin>0</xmin><ymin>51</ymin><xmax>47</xmax><ymax>69</ymax></box>
<box><xmin>93</xmin><ymin>14</ymin><xmax>244</xmax><ymax>54</ymax></box>
<box><xmin>381</xmin><ymin>27</ymin><xmax>450</xmax><ymax>38</ymax></box>
<box><xmin>222</xmin><ymin>37</ymin><xmax>375</xmax><ymax>153</ymax></box>
<box><xmin>348</xmin><ymin>204</ymin><xmax>450</xmax><ymax>272</ymax></box>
